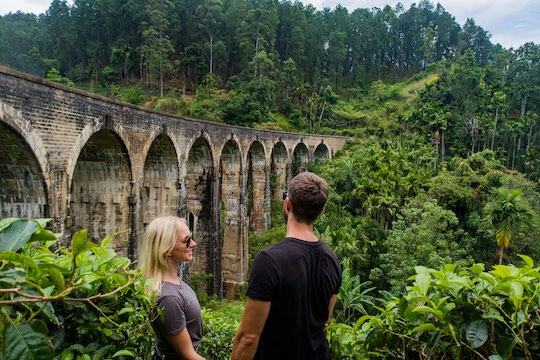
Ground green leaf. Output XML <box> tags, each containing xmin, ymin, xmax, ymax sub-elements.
<box><xmin>469</xmin><ymin>263</ymin><xmax>485</xmax><ymax>275</ymax></box>
<box><xmin>100</xmin><ymin>237</ymin><xmax>113</xmax><ymax>248</ymax></box>
<box><xmin>448</xmin><ymin>323</ymin><xmax>458</xmax><ymax>345</ymax></box>
<box><xmin>94</xmin><ymin>344</ymin><xmax>115</xmax><ymax>358</ymax></box>
<box><xmin>412</xmin><ymin>306</ymin><xmax>443</xmax><ymax>320</ymax></box>
<box><xmin>30</xmin><ymin>228</ymin><xmax>58</xmax><ymax>242</ymax></box>
<box><xmin>516</xmin><ymin>310</ymin><xmax>526</xmax><ymax>325</ymax></box>
<box><xmin>0</xmin><ymin>314</ymin><xmax>54</xmax><ymax>360</ymax></box>
<box><xmin>32</xmin><ymin>219</ymin><xmax>52</xmax><ymax>229</ymax></box>
<box><xmin>491</xmin><ymin>265</ymin><xmax>518</xmax><ymax>278</ymax></box>
<box><xmin>483</xmin><ymin>308</ymin><xmax>505</xmax><ymax>323</ymax></box>
<box><xmin>496</xmin><ymin>336</ymin><xmax>517</xmax><ymax>358</ymax></box>
<box><xmin>517</xmin><ymin>254</ymin><xmax>534</xmax><ymax>268</ymax></box>
<box><xmin>465</xmin><ymin>320</ymin><xmax>488</xmax><ymax>348</ymax></box>
<box><xmin>71</xmin><ymin>230</ymin><xmax>94</xmax><ymax>258</ymax></box>
<box><xmin>112</xmin><ymin>349</ymin><xmax>135</xmax><ymax>357</ymax></box>
<box><xmin>415</xmin><ymin>273</ymin><xmax>431</xmax><ymax>296</ymax></box>
<box><xmin>42</xmin><ymin>267</ymin><xmax>66</xmax><ymax>292</ymax></box>
<box><xmin>0</xmin><ymin>252</ymin><xmax>39</xmax><ymax>274</ymax></box>
<box><xmin>0</xmin><ymin>218</ymin><xmax>18</xmax><ymax>232</ymax></box>
<box><xmin>488</xmin><ymin>356</ymin><xmax>504</xmax><ymax>360</ymax></box>
<box><xmin>0</xmin><ymin>269</ymin><xmax>27</xmax><ymax>282</ymax></box>
<box><xmin>505</xmin><ymin>280</ymin><xmax>524</xmax><ymax>308</ymax></box>
<box><xmin>0</xmin><ymin>219</ymin><xmax>38</xmax><ymax>253</ymax></box>
<box><xmin>60</xmin><ymin>349</ymin><xmax>75</xmax><ymax>360</ymax></box>
<box><xmin>409</xmin><ymin>323</ymin><xmax>437</xmax><ymax>334</ymax></box>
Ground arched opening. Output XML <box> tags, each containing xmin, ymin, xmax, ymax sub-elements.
<box><xmin>0</xmin><ymin>121</ymin><xmax>48</xmax><ymax>218</ymax></box>
<box><xmin>314</xmin><ymin>143</ymin><xmax>330</xmax><ymax>162</ymax></box>
<box><xmin>247</xmin><ymin>141</ymin><xmax>267</xmax><ymax>232</ymax></box>
<box><xmin>186</xmin><ymin>137</ymin><xmax>216</xmax><ymax>294</ymax></box>
<box><xmin>142</xmin><ymin>134</ymin><xmax>179</xmax><ymax>226</ymax></box>
<box><xmin>270</xmin><ymin>142</ymin><xmax>287</xmax><ymax>200</ymax></box>
<box><xmin>187</xmin><ymin>211</ymin><xmax>195</xmax><ymax>232</ymax></box>
<box><xmin>292</xmin><ymin>143</ymin><xmax>309</xmax><ymax>176</ymax></box>
<box><xmin>69</xmin><ymin>130</ymin><xmax>131</xmax><ymax>256</ymax></box>
<box><xmin>219</xmin><ymin>140</ymin><xmax>243</xmax><ymax>299</ymax></box>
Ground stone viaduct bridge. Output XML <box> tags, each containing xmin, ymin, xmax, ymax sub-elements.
<box><xmin>0</xmin><ymin>66</ymin><xmax>347</xmax><ymax>298</ymax></box>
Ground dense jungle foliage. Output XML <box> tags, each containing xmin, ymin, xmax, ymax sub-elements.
<box><xmin>1</xmin><ymin>0</ymin><xmax>540</xmax><ymax>359</ymax></box>
<box><xmin>1</xmin><ymin>0</ymin><xmax>539</xmax><ymax>175</ymax></box>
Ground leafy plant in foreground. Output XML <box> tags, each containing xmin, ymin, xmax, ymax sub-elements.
<box><xmin>344</xmin><ymin>258</ymin><xmax>540</xmax><ymax>359</ymax></box>
<box><xmin>0</xmin><ymin>218</ymin><xmax>156</xmax><ymax>360</ymax></box>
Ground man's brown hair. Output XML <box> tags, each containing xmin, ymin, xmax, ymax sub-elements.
<box><xmin>287</xmin><ymin>172</ymin><xmax>328</xmax><ymax>224</ymax></box>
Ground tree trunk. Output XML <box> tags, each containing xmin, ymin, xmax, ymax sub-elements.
<box><xmin>441</xmin><ymin>129</ymin><xmax>445</xmax><ymax>161</ymax></box>
<box><xmin>209</xmin><ymin>34</ymin><xmax>214</xmax><ymax>74</ymax></box>
<box><xmin>527</xmin><ymin>118</ymin><xmax>535</xmax><ymax>151</ymax></box>
<box><xmin>255</xmin><ymin>25</ymin><xmax>260</xmax><ymax>56</ymax></box>
<box><xmin>511</xmin><ymin>136</ymin><xmax>517</xmax><ymax>169</ymax></box>
<box><xmin>499</xmin><ymin>245</ymin><xmax>504</xmax><ymax>265</ymax></box>
<box><xmin>140</xmin><ymin>59</ymin><xmax>144</xmax><ymax>86</ymax></box>
<box><xmin>159</xmin><ymin>28</ymin><xmax>164</xmax><ymax>98</ymax></box>
<box><xmin>318</xmin><ymin>99</ymin><xmax>327</xmax><ymax>131</ymax></box>
<box><xmin>521</xmin><ymin>94</ymin><xmax>528</xmax><ymax>117</ymax></box>
<box><xmin>491</xmin><ymin>106</ymin><xmax>499</xmax><ymax>150</ymax></box>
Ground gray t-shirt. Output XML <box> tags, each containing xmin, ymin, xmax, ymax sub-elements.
<box><xmin>152</xmin><ymin>281</ymin><xmax>203</xmax><ymax>359</ymax></box>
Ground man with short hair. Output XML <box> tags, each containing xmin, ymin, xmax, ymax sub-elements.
<box><xmin>232</xmin><ymin>172</ymin><xmax>342</xmax><ymax>360</ymax></box>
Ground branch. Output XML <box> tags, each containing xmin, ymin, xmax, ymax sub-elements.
<box><xmin>0</xmin><ymin>279</ymin><xmax>134</xmax><ymax>327</ymax></box>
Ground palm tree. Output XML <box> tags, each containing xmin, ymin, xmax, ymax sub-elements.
<box><xmin>484</xmin><ymin>188</ymin><xmax>534</xmax><ymax>264</ymax></box>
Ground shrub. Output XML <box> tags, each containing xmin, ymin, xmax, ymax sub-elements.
<box><xmin>198</xmin><ymin>300</ymin><xmax>242</xmax><ymax>360</ymax></box>
<box><xmin>112</xmin><ymin>85</ymin><xmax>145</xmax><ymax>105</ymax></box>
<box><xmin>0</xmin><ymin>218</ymin><xmax>156</xmax><ymax>360</ymax></box>
<box><xmin>154</xmin><ymin>97</ymin><xmax>186</xmax><ymax>115</ymax></box>
<box><xmin>341</xmin><ymin>259</ymin><xmax>540</xmax><ymax>359</ymax></box>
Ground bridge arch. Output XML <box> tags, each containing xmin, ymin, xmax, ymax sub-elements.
<box><xmin>0</xmin><ymin>101</ymin><xmax>50</xmax><ymax>177</ymax></box>
<box><xmin>141</xmin><ymin>133</ymin><xmax>180</xmax><ymax>227</ymax></box>
<box><xmin>68</xmin><ymin>129</ymin><xmax>132</xmax><ymax>256</ymax></box>
<box><xmin>0</xmin><ymin>113</ymin><xmax>49</xmax><ymax>218</ymax></box>
<box><xmin>270</xmin><ymin>141</ymin><xmax>288</xmax><ymax>200</ymax></box>
<box><xmin>292</xmin><ymin>142</ymin><xmax>309</xmax><ymax>176</ymax></box>
<box><xmin>185</xmin><ymin>136</ymin><xmax>217</xmax><ymax>293</ymax></box>
<box><xmin>313</xmin><ymin>142</ymin><xmax>330</xmax><ymax>161</ymax></box>
<box><xmin>246</xmin><ymin>141</ymin><xmax>268</xmax><ymax>232</ymax></box>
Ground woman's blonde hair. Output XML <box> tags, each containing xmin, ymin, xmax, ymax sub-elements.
<box><xmin>138</xmin><ymin>216</ymin><xmax>187</xmax><ymax>295</ymax></box>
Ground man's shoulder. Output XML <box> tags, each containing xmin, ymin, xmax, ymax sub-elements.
<box><xmin>254</xmin><ymin>238</ymin><xmax>296</xmax><ymax>264</ymax></box>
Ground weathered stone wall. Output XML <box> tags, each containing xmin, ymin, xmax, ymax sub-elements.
<box><xmin>0</xmin><ymin>65</ymin><xmax>348</xmax><ymax>298</ymax></box>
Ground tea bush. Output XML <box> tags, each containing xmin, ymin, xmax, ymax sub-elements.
<box><xmin>327</xmin><ymin>258</ymin><xmax>540</xmax><ymax>359</ymax></box>
<box><xmin>0</xmin><ymin>218</ymin><xmax>156</xmax><ymax>360</ymax></box>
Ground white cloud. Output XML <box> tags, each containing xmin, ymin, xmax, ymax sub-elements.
<box><xmin>0</xmin><ymin>0</ymin><xmax>54</xmax><ymax>16</ymax></box>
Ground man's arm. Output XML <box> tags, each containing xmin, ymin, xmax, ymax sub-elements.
<box><xmin>231</xmin><ymin>297</ymin><xmax>271</xmax><ymax>360</ymax></box>
<box><xmin>327</xmin><ymin>293</ymin><xmax>338</xmax><ymax>325</ymax></box>
<box><xmin>166</xmin><ymin>327</ymin><xmax>205</xmax><ymax>360</ymax></box>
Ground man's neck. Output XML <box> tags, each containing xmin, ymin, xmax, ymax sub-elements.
<box><xmin>286</xmin><ymin>218</ymin><xmax>318</xmax><ymax>242</ymax></box>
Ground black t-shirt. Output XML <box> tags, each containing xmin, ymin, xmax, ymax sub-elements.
<box><xmin>246</xmin><ymin>237</ymin><xmax>342</xmax><ymax>360</ymax></box>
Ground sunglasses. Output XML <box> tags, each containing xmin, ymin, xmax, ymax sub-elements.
<box><xmin>181</xmin><ymin>234</ymin><xmax>193</xmax><ymax>247</ymax></box>
<box><xmin>282</xmin><ymin>191</ymin><xmax>288</xmax><ymax>200</ymax></box>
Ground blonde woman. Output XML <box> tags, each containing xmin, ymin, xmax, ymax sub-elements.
<box><xmin>139</xmin><ymin>216</ymin><xmax>205</xmax><ymax>360</ymax></box>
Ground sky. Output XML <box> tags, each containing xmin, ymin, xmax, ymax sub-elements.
<box><xmin>0</xmin><ymin>0</ymin><xmax>538</xmax><ymax>49</ymax></box>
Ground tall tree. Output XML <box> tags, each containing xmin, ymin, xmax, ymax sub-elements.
<box><xmin>484</xmin><ymin>188</ymin><xmax>534</xmax><ymax>264</ymax></box>
<box><xmin>237</xmin><ymin>0</ymin><xmax>278</xmax><ymax>68</ymax></box>
<box><xmin>195</xmin><ymin>0</ymin><xmax>224</xmax><ymax>74</ymax></box>
<box><xmin>43</xmin><ymin>0</ymin><xmax>75</xmax><ymax>71</ymax></box>
<box><xmin>140</xmin><ymin>0</ymin><xmax>175</xmax><ymax>96</ymax></box>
